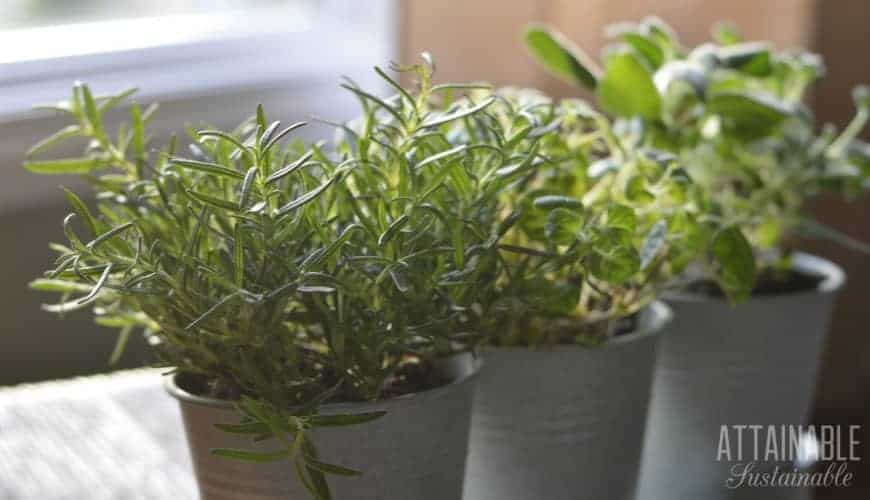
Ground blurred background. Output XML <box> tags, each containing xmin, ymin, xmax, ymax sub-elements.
<box><xmin>0</xmin><ymin>0</ymin><xmax>867</xmax><ymax>495</ymax></box>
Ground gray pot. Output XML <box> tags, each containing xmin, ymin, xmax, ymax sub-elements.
<box><xmin>165</xmin><ymin>353</ymin><xmax>480</xmax><ymax>500</ymax></box>
<box><xmin>638</xmin><ymin>253</ymin><xmax>845</xmax><ymax>500</ymax></box>
<box><xmin>463</xmin><ymin>301</ymin><xmax>672</xmax><ymax>500</ymax></box>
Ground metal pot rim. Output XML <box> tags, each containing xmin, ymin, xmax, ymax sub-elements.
<box><xmin>164</xmin><ymin>351</ymin><xmax>481</xmax><ymax>411</ymax></box>
<box><xmin>665</xmin><ymin>251</ymin><xmax>846</xmax><ymax>304</ymax></box>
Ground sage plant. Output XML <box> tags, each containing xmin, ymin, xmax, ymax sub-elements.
<box><xmin>525</xmin><ymin>18</ymin><xmax>869</xmax><ymax>299</ymax></box>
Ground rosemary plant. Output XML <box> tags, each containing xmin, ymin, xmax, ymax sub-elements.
<box><xmin>525</xmin><ymin>18</ymin><xmax>870</xmax><ymax>299</ymax></box>
<box><xmin>24</xmin><ymin>57</ymin><xmax>555</xmax><ymax>499</ymax></box>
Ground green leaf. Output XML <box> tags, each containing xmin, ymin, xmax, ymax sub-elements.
<box><xmin>108</xmin><ymin>326</ymin><xmax>132</xmax><ymax>366</ymax></box>
<box><xmin>238</xmin><ymin>167</ymin><xmax>258</xmax><ymax>209</ymax></box>
<box><xmin>519</xmin><ymin>277</ymin><xmax>581</xmax><ymax>315</ymax></box>
<box><xmin>257</xmin><ymin>121</ymin><xmax>282</xmax><ymax>149</ymax></box>
<box><xmin>85</xmin><ymin>222</ymin><xmax>134</xmax><ymax>250</ymax></box>
<box><xmin>213</xmin><ymin>421</ymin><xmax>272</xmax><ymax>435</ymax></box>
<box><xmin>78</xmin><ymin>83</ymin><xmax>104</xmax><ymax>137</ymax></box>
<box><xmin>588</xmin><ymin>158</ymin><xmax>621</xmax><ymax>178</ymax></box>
<box><xmin>130</xmin><ymin>104</ymin><xmax>146</xmax><ymax>159</ymax></box>
<box><xmin>27</xmin><ymin>125</ymin><xmax>81</xmax><ymax>157</ymax></box>
<box><xmin>524</xmin><ymin>25</ymin><xmax>600</xmax><ymax>89</ymax></box>
<box><xmin>532</xmin><ymin>195</ymin><xmax>583</xmax><ymax>212</ymax></box>
<box><xmin>276</xmin><ymin>174</ymin><xmax>342</xmax><ymax>217</ymax></box>
<box><xmin>299</xmin><ymin>436</ymin><xmax>333</xmax><ymax>500</ymax></box>
<box><xmin>706</xmin><ymin>91</ymin><xmax>792</xmax><ymax>136</ymax></box>
<box><xmin>544</xmin><ymin>282</ymin><xmax>582</xmax><ymax>314</ymax></box>
<box><xmin>266</xmin><ymin>151</ymin><xmax>314</xmax><ymax>184</ymax></box>
<box><xmin>640</xmin><ymin>220</ymin><xmax>668</xmax><ymax>269</ymax></box>
<box><xmin>290</xmin><ymin>384</ymin><xmax>341</xmax><ymax>418</ymax></box>
<box><xmin>256</xmin><ymin>104</ymin><xmax>267</xmax><ymax>131</ymax></box>
<box><xmin>544</xmin><ymin>208</ymin><xmax>583</xmax><ymax>245</ymax></box>
<box><xmin>262</xmin><ymin>121</ymin><xmax>307</xmax><ymax>153</ymax></box>
<box><xmin>431</xmin><ymin>82</ymin><xmax>493</xmax><ymax>93</ymax></box>
<box><xmin>653</xmin><ymin>61</ymin><xmax>708</xmax><ymax>98</ymax></box>
<box><xmin>420</xmin><ymin>96</ymin><xmax>496</xmax><ymax>129</ymax></box>
<box><xmin>29</xmin><ymin>279</ymin><xmax>92</xmax><ymax>293</ymax></box>
<box><xmin>340</xmin><ymin>83</ymin><xmax>406</xmax><ymax>126</ymax></box>
<box><xmin>641</xmin><ymin>16</ymin><xmax>678</xmax><ymax>51</ymax></box>
<box><xmin>97</xmin><ymin>87</ymin><xmax>138</xmax><ymax>113</ymax></box>
<box><xmin>495</xmin><ymin>210</ymin><xmax>521</xmax><ymax>239</ymax></box>
<box><xmin>596</xmin><ymin>51</ymin><xmax>661</xmax><ymax>120</ymax></box>
<box><xmin>198</xmin><ymin>129</ymin><xmax>249</xmax><ymax>152</ymax></box>
<box><xmin>414</xmin><ymin>145</ymin><xmax>467</xmax><ymax>171</ymax></box>
<box><xmin>210</xmin><ymin>448</ymin><xmax>291</xmax><ymax>463</ymax></box>
<box><xmin>186</xmin><ymin>293</ymin><xmax>240</xmax><ymax>330</ymax></box>
<box><xmin>625</xmin><ymin>175</ymin><xmax>655</xmax><ymax>203</ymax></box>
<box><xmin>24</xmin><ymin>158</ymin><xmax>100</xmax><ymax>175</ymax></box>
<box><xmin>621</xmin><ymin>32</ymin><xmax>665</xmax><ymax>69</ymax></box>
<box><xmin>42</xmin><ymin>263</ymin><xmax>113</xmax><ymax>313</ymax></box>
<box><xmin>168</xmin><ymin>157</ymin><xmax>245</xmax><ymax>180</ymax></box>
<box><xmin>306</xmin><ymin>465</ymin><xmax>332</xmax><ymax>499</ymax></box>
<box><xmin>419</xmin><ymin>155</ymin><xmax>462</xmax><ymax>200</ymax></box>
<box><xmin>234</xmin><ymin>223</ymin><xmax>245</xmax><ymax>287</ymax></box>
<box><xmin>304</xmin><ymin>458</ymin><xmax>362</xmax><ymax>477</ymax></box>
<box><xmin>62</xmin><ymin>187</ymin><xmax>100</xmax><ymax>237</ymax></box>
<box><xmin>717</xmin><ymin>42</ymin><xmax>772</xmax><ymax>76</ymax></box>
<box><xmin>388</xmin><ymin>267</ymin><xmax>411</xmax><ymax>294</ymax></box>
<box><xmin>304</xmin><ymin>224</ymin><xmax>363</xmax><ymax>269</ymax></box>
<box><xmin>712</xmin><ymin>226</ymin><xmax>756</xmax><ymax>302</ymax></box>
<box><xmin>605</xmin><ymin>204</ymin><xmax>637</xmax><ymax>232</ymax></box>
<box><xmin>378</xmin><ymin>214</ymin><xmax>409</xmax><ymax>247</ymax></box>
<box><xmin>62</xmin><ymin>212</ymin><xmax>85</xmax><ymax>249</ymax></box>
<box><xmin>588</xmin><ymin>232</ymin><xmax>640</xmax><ymax>284</ymax></box>
<box><xmin>309</xmin><ymin>411</ymin><xmax>387</xmax><ymax>427</ymax></box>
<box><xmin>297</xmin><ymin>286</ymin><xmax>336</xmax><ymax>294</ymax></box>
<box><xmin>494</xmin><ymin>142</ymin><xmax>540</xmax><ymax>179</ymax></box>
<box><xmin>186</xmin><ymin>189</ymin><xmax>240</xmax><ymax>212</ymax></box>
<box><xmin>374</xmin><ymin>65</ymin><xmax>416</xmax><ymax>109</ymax></box>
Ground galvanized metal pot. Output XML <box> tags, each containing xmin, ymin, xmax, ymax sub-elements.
<box><xmin>462</xmin><ymin>301</ymin><xmax>672</xmax><ymax>500</ymax></box>
<box><xmin>637</xmin><ymin>253</ymin><xmax>845</xmax><ymax>500</ymax></box>
<box><xmin>165</xmin><ymin>353</ymin><xmax>480</xmax><ymax>500</ymax></box>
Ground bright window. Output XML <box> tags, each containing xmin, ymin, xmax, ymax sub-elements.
<box><xmin>0</xmin><ymin>0</ymin><xmax>396</xmax><ymax>211</ymax></box>
<box><xmin>0</xmin><ymin>1</ymin><xmax>313</xmax><ymax>64</ymax></box>
<box><xmin>0</xmin><ymin>0</ymin><xmax>297</xmax><ymax>30</ymax></box>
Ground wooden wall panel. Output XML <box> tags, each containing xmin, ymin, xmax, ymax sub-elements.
<box><xmin>400</xmin><ymin>0</ymin><xmax>548</xmax><ymax>88</ymax></box>
<box><xmin>804</xmin><ymin>0</ymin><xmax>870</xmax><ymax>416</ymax></box>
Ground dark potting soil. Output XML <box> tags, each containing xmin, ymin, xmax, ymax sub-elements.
<box><xmin>176</xmin><ymin>356</ymin><xmax>451</xmax><ymax>404</ymax></box>
<box><xmin>493</xmin><ymin>312</ymin><xmax>641</xmax><ymax>347</ymax></box>
<box><xmin>686</xmin><ymin>267</ymin><xmax>824</xmax><ymax>298</ymax></box>
<box><xmin>175</xmin><ymin>371</ymin><xmax>245</xmax><ymax>401</ymax></box>
<box><xmin>380</xmin><ymin>358</ymin><xmax>452</xmax><ymax>399</ymax></box>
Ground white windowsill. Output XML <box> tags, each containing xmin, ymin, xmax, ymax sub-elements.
<box><xmin>0</xmin><ymin>1</ymin><xmax>395</xmax><ymax>121</ymax></box>
<box><xmin>0</xmin><ymin>6</ymin><xmax>312</xmax><ymax>65</ymax></box>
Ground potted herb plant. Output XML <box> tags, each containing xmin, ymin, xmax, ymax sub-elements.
<box><xmin>24</xmin><ymin>58</ymin><xmax>536</xmax><ymax>500</ymax></box>
<box><xmin>459</xmin><ymin>89</ymin><xmax>715</xmax><ymax>500</ymax></box>
<box><xmin>524</xmin><ymin>18</ymin><xmax>869</xmax><ymax>499</ymax></box>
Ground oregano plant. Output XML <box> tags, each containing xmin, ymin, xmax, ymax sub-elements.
<box><xmin>478</xmin><ymin>88</ymin><xmax>707</xmax><ymax>345</ymax></box>
<box><xmin>525</xmin><ymin>18</ymin><xmax>870</xmax><ymax>300</ymax></box>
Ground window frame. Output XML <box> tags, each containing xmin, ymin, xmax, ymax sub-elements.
<box><xmin>0</xmin><ymin>0</ymin><xmax>397</xmax><ymax>212</ymax></box>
